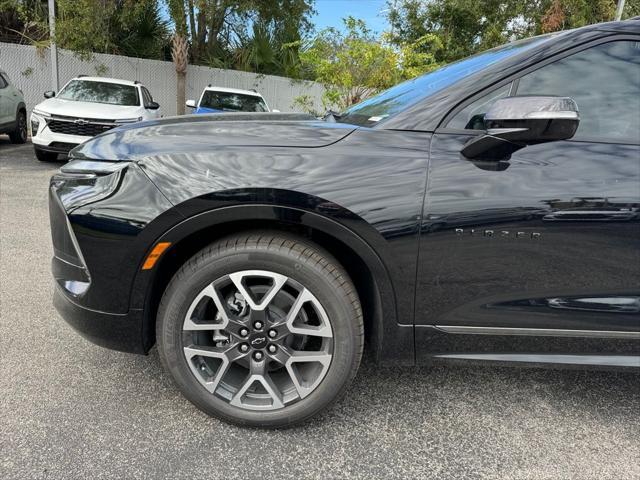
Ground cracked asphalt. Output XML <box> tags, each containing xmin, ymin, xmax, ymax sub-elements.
<box><xmin>1</xmin><ymin>139</ymin><xmax>639</xmax><ymax>480</ymax></box>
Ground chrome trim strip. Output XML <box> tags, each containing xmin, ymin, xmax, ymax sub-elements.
<box><xmin>432</xmin><ymin>353</ymin><xmax>640</xmax><ymax>367</ymax></box>
<box><xmin>434</xmin><ymin>325</ymin><xmax>640</xmax><ymax>339</ymax></box>
<box><xmin>525</xmin><ymin>111</ymin><xmax>579</xmax><ymax>119</ymax></box>
<box><xmin>48</xmin><ymin>118</ymin><xmax>117</xmax><ymax>126</ymax></box>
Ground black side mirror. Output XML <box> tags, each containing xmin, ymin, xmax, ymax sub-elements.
<box><xmin>146</xmin><ymin>101</ymin><xmax>160</xmax><ymax>110</ymax></box>
<box><xmin>462</xmin><ymin>96</ymin><xmax>579</xmax><ymax>161</ymax></box>
<box><xmin>44</xmin><ymin>90</ymin><xmax>56</xmax><ymax>99</ymax></box>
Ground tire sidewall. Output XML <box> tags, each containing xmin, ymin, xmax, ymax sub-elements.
<box><xmin>11</xmin><ymin>111</ymin><xmax>27</xmax><ymax>144</ymax></box>
<box><xmin>18</xmin><ymin>111</ymin><xmax>27</xmax><ymax>142</ymax></box>
<box><xmin>158</xmin><ymin>242</ymin><xmax>361</xmax><ymax>427</ymax></box>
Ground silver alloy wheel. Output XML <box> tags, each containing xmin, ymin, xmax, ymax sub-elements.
<box><xmin>182</xmin><ymin>270</ymin><xmax>333</xmax><ymax>411</ymax></box>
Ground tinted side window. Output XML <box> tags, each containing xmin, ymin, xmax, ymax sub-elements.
<box><xmin>516</xmin><ymin>40</ymin><xmax>640</xmax><ymax>143</ymax></box>
<box><xmin>142</xmin><ymin>87</ymin><xmax>153</xmax><ymax>106</ymax></box>
<box><xmin>447</xmin><ymin>83</ymin><xmax>511</xmax><ymax>130</ymax></box>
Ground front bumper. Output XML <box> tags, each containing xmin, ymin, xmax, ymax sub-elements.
<box><xmin>35</xmin><ymin>142</ymin><xmax>79</xmax><ymax>154</ymax></box>
<box><xmin>49</xmin><ymin>165</ymin><xmax>149</xmax><ymax>354</ymax></box>
<box><xmin>32</xmin><ymin>128</ymin><xmax>89</xmax><ymax>149</ymax></box>
<box><xmin>53</xmin><ymin>284</ymin><xmax>146</xmax><ymax>354</ymax></box>
<box><xmin>48</xmin><ymin>159</ymin><xmax>177</xmax><ymax>354</ymax></box>
<box><xmin>50</xmin><ymin>183</ymin><xmax>147</xmax><ymax>354</ymax></box>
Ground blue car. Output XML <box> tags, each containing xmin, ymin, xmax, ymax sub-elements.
<box><xmin>186</xmin><ymin>86</ymin><xmax>272</xmax><ymax>114</ymax></box>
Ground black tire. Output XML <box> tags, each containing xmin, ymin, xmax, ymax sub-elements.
<box><xmin>9</xmin><ymin>110</ymin><xmax>27</xmax><ymax>144</ymax></box>
<box><xmin>34</xmin><ymin>148</ymin><xmax>59</xmax><ymax>162</ymax></box>
<box><xmin>157</xmin><ymin>231</ymin><xmax>364</xmax><ymax>428</ymax></box>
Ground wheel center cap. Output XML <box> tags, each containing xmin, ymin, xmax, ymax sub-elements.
<box><xmin>249</xmin><ymin>334</ymin><xmax>267</xmax><ymax>349</ymax></box>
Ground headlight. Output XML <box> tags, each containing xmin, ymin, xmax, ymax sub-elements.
<box><xmin>32</xmin><ymin>108</ymin><xmax>51</xmax><ymax>118</ymax></box>
<box><xmin>31</xmin><ymin>109</ymin><xmax>50</xmax><ymax>134</ymax></box>
<box><xmin>51</xmin><ymin>160</ymin><xmax>130</xmax><ymax>210</ymax></box>
<box><xmin>31</xmin><ymin>117</ymin><xmax>40</xmax><ymax>135</ymax></box>
<box><xmin>114</xmin><ymin>117</ymin><xmax>143</xmax><ymax>124</ymax></box>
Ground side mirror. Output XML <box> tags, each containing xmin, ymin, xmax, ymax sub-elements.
<box><xmin>461</xmin><ymin>96</ymin><xmax>579</xmax><ymax>161</ymax></box>
<box><xmin>146</xmin><ymin>101</ymin><xmax>160</xmax><ymax>110</ymax></box>
<box><xmin>185</xmin><ymin>99</ymin><xmax>196</xmax><ymax>108</ymax></box>
<box><xmin>44</xmin><ymin>91</ymin><xmax>56</xmax><ymax>99</ymax></box>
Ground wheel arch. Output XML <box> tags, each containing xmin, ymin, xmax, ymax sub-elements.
<box><xmin>134</xmin><ymin>204</ymin><xmax>403</xmax><ymax>363</ymax></box>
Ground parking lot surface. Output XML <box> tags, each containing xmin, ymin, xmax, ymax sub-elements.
<box><xmin>1</xmin><ymin>140</ymin><xmax>639</xmax><ymax>480</ymax></box>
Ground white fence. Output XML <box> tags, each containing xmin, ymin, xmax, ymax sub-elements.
<box><xmin>0</xmin><ymin>42</ymin><xmax>326</xmax><ymax>117</ymax></box>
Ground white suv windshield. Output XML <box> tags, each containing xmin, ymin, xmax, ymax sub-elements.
<box><xmin>58</xmin><ymin>80</ymin><xmax>140</xmax><ymax>106</ymax></box>
<box><xmin>200</xmin><ymin>91</ymin><xmax>268</xmax><ymax>112</ymax></box>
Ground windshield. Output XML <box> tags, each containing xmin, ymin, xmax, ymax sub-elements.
<box><xmin>57</xmin><ymin>80</ymin><xmax>140</xmax><ymax>106</ymax></box>
<box><xmin>200</xmin><ymin>91</ymin><xmax>268</xmax><ymax>112</ymax></box>
<box><xmin>339</xmin><ymin>35</ymin><xmax>553</xmax><ymax>127</ymax></box>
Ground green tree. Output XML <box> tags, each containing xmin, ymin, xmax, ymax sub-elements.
<box><xmin>539</xmin><ymin>0</ymin><xmax>638</xmax><ymax>32</ymax></box>
<box><xmin>55</xmin><ymin>0</ymin><xmax>169</xmax><ymax>59</ymax></box>
<box><xmin>393</xmin><ymin>32</ymin><xmax>443</xmax><ymax>79</ymax></box>
<box><xmin>115</xmin><ymin>0</ymin><xmax>171</xmax><ymax>59</ymax></box>
<box><xmin>386</xmin><ymin>0</ymin><xmax>640</xmax><ymax>64</ymax></box>
<box><xmin>1</xmin><ymin>0</ymin><xmax>169</xmax><ymax>59</ymax></box>
<box><xmin>299</xmin><ymin>17</ymin><xmax>402</xmax><ymax>110</ymax></box>
<box><xmin>165</xmin><ymin>0</ymin><xmax>315</xmax><ymax>74</ymax></box>
<box><xmin>386</xmin><ymin>0</ymin><xmax>541</xmax><ymax>64</ymax></box>
<box><xmin>296</xmin><ymin>17</ymin><xmax>441</xmax><ymax>112</ymax></box>
<box><xmin>0</xmin><ymin>0</ymin><xmax>49</xmax><ymax>46</ymax></box>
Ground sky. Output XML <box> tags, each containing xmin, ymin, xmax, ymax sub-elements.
<box><xmin>312</xmin><ymin>0</ymin><xmax>390</xmax><ymax>34</ymax></box>
<box><xmin>159</xmin><ymin>1</ymin><xmax>392</xmax><ymax>36</ymax></box>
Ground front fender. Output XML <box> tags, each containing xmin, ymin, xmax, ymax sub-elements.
<box><xmin>129</xmin><ymin>199</ymin><xmax>414</xmax><ymax>364</ymax></box>
<box><xmin>132</xmin><ymin>202</ymin><xmax>396</xmax><ymax>316</ymax></box>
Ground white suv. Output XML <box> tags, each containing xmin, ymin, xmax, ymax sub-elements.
<box><xmin>31</xmin><ymin>76</ymin><xmax>160</xmax><ymax>161</ymax></box>
<box><xmin>185</xmin><ymin>86</ymin><xmax>275</xmax><ymax>114</ymax></box>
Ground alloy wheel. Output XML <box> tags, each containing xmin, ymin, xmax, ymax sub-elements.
<box><xmin>181</xmin><ymin>270</ymin><xmax>333</xmax><ymax>411</ymax></box>
<box><xmin>18</xmin><ymin>113</ymin><xmax>27</xmax><ymax>142</ymax></box>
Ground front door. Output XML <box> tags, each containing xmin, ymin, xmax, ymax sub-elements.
<box><xmin>416</xmin><ymin>38</ymin><xmax>640</xmax><ymax>365</ymax></box>
<box><xmin>0</xmin><ymin>74</ymin><xmax>11</xmax><ymax>126</ymax></box>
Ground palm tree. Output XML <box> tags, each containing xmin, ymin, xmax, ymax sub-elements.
<box><xmin>117</xmin><ymin>0</ymin><xmax>169</xmax><ymax>59</ymax></box>
<box><xmin>172</xmin><ymin>34</ymin><xmax>189</xmax><ymax>115</ymax></box>
<box><xmin>233</xmin><ymin>21</ymin><xmax>304</xmax><ymax>77</ymax></box>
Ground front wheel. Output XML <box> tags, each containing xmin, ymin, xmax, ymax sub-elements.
<box><xmin>157</xmin><ymin>232</ymin><xmax>364</xmax><ymax>428</ymax></box>
<box><xmin>9</xmin><ymin>110</ymin><xmax>27</xmax><ymax>144</ymax></box>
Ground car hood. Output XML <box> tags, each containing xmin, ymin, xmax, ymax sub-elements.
<box><xmin>34</xmin><ymin>98</ymin><xmax>143</xmax><ymax>120</ymax></box>
<box><xmin>71</xmin><ymin>113</ymin><xmax>358</xmax><ymax>161</ymax></box>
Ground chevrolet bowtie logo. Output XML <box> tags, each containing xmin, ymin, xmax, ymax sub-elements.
<box><xmin>73</xmin><ymin>119</ymin><xmax>89</xmax><ymax>125</ymax></box>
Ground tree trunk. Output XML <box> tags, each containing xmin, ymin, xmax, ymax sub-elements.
<box><xmin>187</xmin><ymin>0</ymin><xmax>198</xmax><ymax>60</ymax></box>
<box><xmin>172</xmin><ymin>35</ymin><xmax>189</xmax><ymax>115</ymax></box>
<box><xmin>195</xmin><ymin>1</ymin><xmax>207</xmax><ymax>62</ymax></box>
<box><xmin>176</xmin><ymin>71</ymin><xmax>186</xmax><ymax>115</ymax></box>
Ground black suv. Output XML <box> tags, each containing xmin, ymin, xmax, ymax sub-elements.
<box><xmin>49</xmin><ymin>19</ymin><xmax>640</xmax><ymax>427</ymax></box>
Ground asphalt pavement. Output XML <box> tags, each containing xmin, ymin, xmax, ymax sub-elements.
<box><xmin>1</xmin><ymin>139</ymin><xmax>639</xmax><ymax>480</ymax></box>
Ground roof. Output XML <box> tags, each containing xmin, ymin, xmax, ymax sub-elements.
<box><xmin>202</xmin><ymin>86</ymin><xmax>264</xmax><ymax>97</ymax></box>
<box><xmin>71</xmin><ymin>76</ymin><xmax>141</xmax><ymax>86</ymax></box>
<box><xmin>593</xmin><ymin>17</ymin><xmax>640</xmax><ymax>33</ymax></box>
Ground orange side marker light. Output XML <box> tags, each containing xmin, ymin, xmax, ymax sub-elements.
<box><xmin>142</xmin><ymin>242</ymin><xmax>171</xmax><ymax>270</ymax></box>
